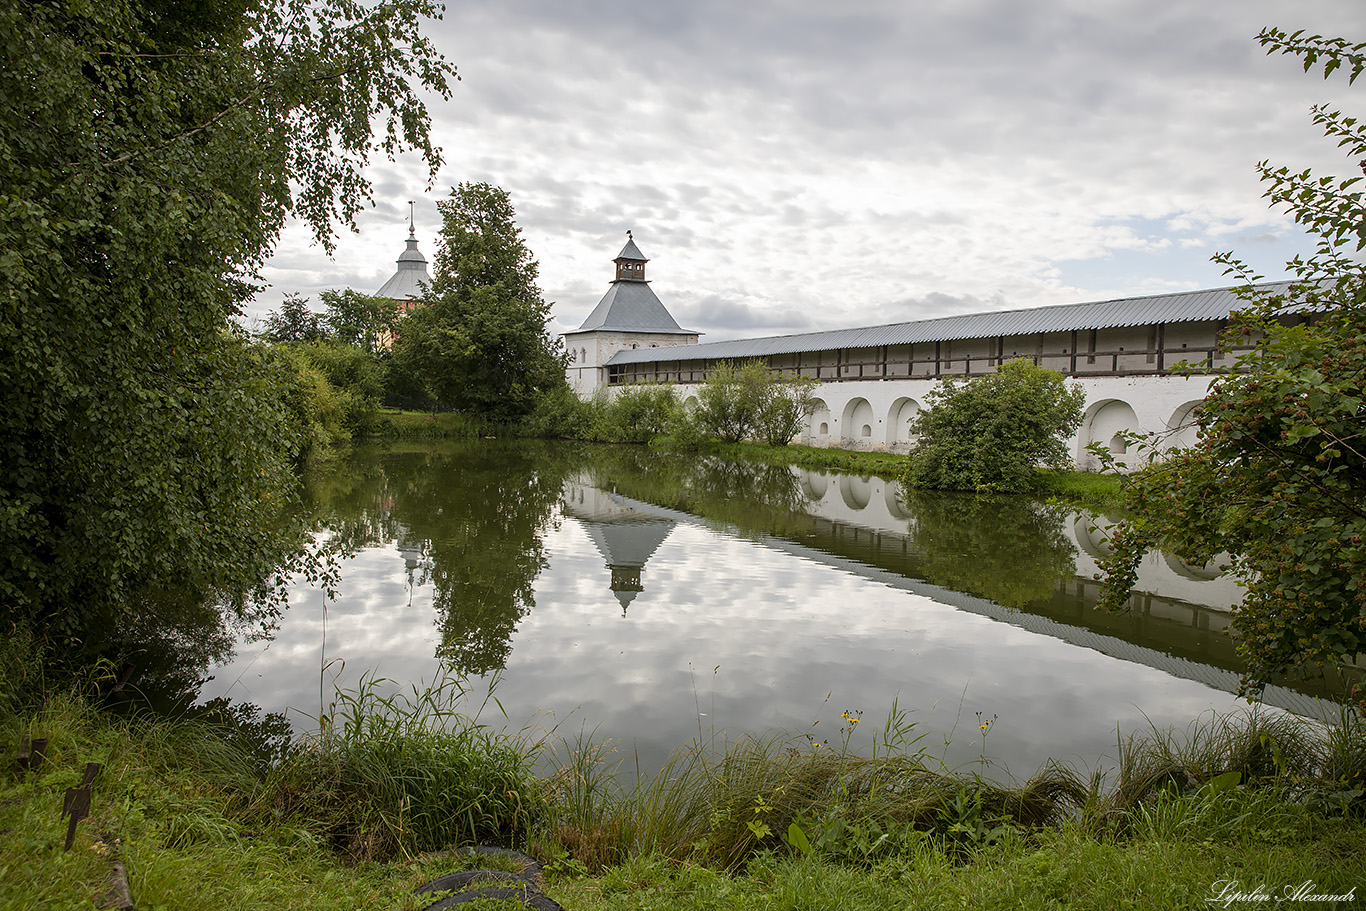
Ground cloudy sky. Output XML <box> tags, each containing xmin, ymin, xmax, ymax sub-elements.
<box><xmin>252</xmin><ymin>0</ymin><xmax>1366</xmax><ymax>342</ymax></box>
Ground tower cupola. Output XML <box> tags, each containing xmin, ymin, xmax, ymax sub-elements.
<box><xmin>614</xmin><ymin>230</ymin><xmax>648</xmax><ymax>282</ymax></box>
<box><xmin>376</xmin><ymin>201</ymin><xmax>430</xmax><ymax>309</ymax></box>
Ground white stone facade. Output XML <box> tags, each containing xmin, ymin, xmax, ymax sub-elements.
<box><xmin>602</xmin><ymin>371</ymin><xmax>1214</xmax><ymax>471</ymax></box>
<box><xmin>566</xmin><ymin>330</ymin><xmax>701</xmax><ymax>396</ymax></box>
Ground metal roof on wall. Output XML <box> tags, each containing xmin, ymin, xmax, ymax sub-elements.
<box><xmin>604</xmin><ymin>282</ymin><xmax>1293</xmax><ymax>366</ymax></box>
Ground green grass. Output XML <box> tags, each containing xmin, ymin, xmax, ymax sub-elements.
<box><xmin>5</xmin><ymin>678</ymin><xmax>1364</xmax><ymax>911</ymax></box>
<box><xmin>364</xmin><ymin>409</ymin><xmax>485</xmax><ymax>440</ymax></box>
<box><xmin>695</xmin><ymin>441</ymin><xmax>908</xmax><ymax>480</ymax></box>
<box><xmin>249</xmin><ymin>671</ymin><xmax>542</xmax><ymax>863</ymax></box>
<box><xmin>1034</xmin><ymin>469</ymin><xmax>1127</xmax><ymax>511</ymax></box>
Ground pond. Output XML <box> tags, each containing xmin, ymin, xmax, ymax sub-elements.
<box><xmin>198</xmin><ymin>440</ymin><xmax>1358</xmax><ymax>779</ymax></box>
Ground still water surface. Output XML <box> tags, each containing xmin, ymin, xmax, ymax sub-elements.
<box><xmin>200</xmin><ymin>441</ymin><xmax>1355</xmax><ymax>779</ymax></box>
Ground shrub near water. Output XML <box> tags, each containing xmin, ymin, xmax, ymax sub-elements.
<box><xmin>904</xmin><ymin>358</ymin><xmax>1085</xmax><ymax>494</ymax></box>
<box><xmin>255</xmin><ymin>673</ymin><xmax>539</xmax><ymax>862</ymax></box>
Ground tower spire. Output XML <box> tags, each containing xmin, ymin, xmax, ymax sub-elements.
<box><xmin>408</xmin><ymin>200</ymin><xmax>416</xmax><ymax>237</ymax></box>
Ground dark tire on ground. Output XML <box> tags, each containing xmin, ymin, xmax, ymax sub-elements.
<box><xmin>421</xmin><ymin>886</ymin><xmax>565</xmax><ymax>911</ymax></box>
<box><xmin>454</xmin><ymin>845</ymin><xmax>545</xmax><ymax>885</ymax></box>
<box><xmin>416</xmin><ymin>869</ymin><xmax>529</xmax><ymax>895</ymax></box>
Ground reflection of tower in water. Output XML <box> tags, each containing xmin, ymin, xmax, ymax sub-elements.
<box><xmin>394</xmin><ymin>526</ymin><xmax>432</xmax><ymax>603</ymax></box>
<box><xmin>562</xmin><ymin>479</ymin><xmax>675</xmax><ymax>614</ymax></box>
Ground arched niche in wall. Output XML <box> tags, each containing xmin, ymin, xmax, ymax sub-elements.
<box><xmin>808</xmin><ymin>398</ymin><xmax>832</xmax><ymax>444</ymax></box>
<box><xmin>840</xmin><ymin>397</ymin><xmax>875</xmax><ymax>448</ymax></box>
<box><xmin>1164</xmin><ymin>400</ymin><xmax>1204</xmax><ymax>452</ymax></box>
<box><xmin>888</xmin><ymin>396</ymin><xmax>921</xmax><ymax>448</ymax></box>
<box><xmin>1080</xmin><ymin>399</ymin><xmax>1141</xmax><ymax>470</ymax></box>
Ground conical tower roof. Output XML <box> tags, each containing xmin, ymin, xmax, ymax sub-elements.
<box><xmin>566</xmin><ymin>233</ymin><xmax>698</xmax><ymax>336</ymax></box>
<box><xmin>616</xmin><ymin>235</ymin><xmax>647</xmax><ymax>262</ymax></box>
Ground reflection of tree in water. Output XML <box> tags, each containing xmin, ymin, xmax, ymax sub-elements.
<box><xmin>299</xmin><ymin>453</ymin><xmax>406</xmax><ymax>558</ymax></box>
<box><xmin>903</xmin><ymin>490</ymin><xmax>1077</xmax><ymax>608</ymax></box>
<box><xmin>287</xmin><ymin>442</ymin><xmax>582</xmax><ymax>675</ymax></box>
<box><xmin>114</xmin><ymin>450</ymin><xmax>404</xmax><ymax>714</ymax></box>
<box><xmin>386</xmin><ymin>441</ymin><xmax>580</xmax><ymax>674</ymax></box>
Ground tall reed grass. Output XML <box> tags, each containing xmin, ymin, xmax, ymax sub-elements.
<box><xmin>534</xmin><ymin>709</ymin><xmax>1089</xmax><ymax>872</ymax></box>
<box><xmin>533</xmin><ymin>702</ymin><xmax>1366</xmax><ymax>872</ymax></box>
<box><xmin>252</xmin><ymin>671</ymin><xmax>541</xmax><ymax>862</ymax></box>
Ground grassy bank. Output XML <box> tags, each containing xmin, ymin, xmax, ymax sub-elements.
<box><xmin>364</xmin><ymin>409</ymin><xmax>486</xmax><ymax>441</ymax></box>
<box><xmin>4</xmin><ymin>674</ymin><xmax>1364</xmax><ymax>911</ymax></box>
<box><xmin>697</xmin><ymin>441</ymin><xmax>908</xmax><ymax>480</ymax></box>
<box><xmin>1035</xmin><ymin>469</ymin><xmax>1127</xmax><ymax>511</ymax></box>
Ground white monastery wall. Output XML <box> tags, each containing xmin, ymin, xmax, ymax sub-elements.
<box><xmin>648</xmin><ymin>372</ymin><xmax>1213</xmax><ymax>470</ymax></box>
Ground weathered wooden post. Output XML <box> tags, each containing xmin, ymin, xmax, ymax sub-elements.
<box><xmin>15</xmin><ymin>733</ymin><xmax>48</xmax><ymax>774</ymax></box>
<box><xmin>61</xmin><ymin>762</ymin><xmax>101</xmax><ymax>851</ymax></box>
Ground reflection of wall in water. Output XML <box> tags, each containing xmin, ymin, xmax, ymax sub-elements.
<box><xmin>790</xmin><ymin>470</ymin><xmax>1361</xmax><ymax>690</ymax></box>
<box><xmin>791</xmin><ymin>467</ymin><xmax>1242</xmax><ymax>614</ymax></box>
<box><xmin>562</xmin><ymin>479</ymin><xmax>676</xmax><ymax>614</ymax></box>
<box><xmin>585</xmin><ymin>479</ymin><xmax>1356</xmax><ymax>715</ymax></box>
<box><xmin>1069</xmin><ymin>513</ymin><xmax>1243</xmax><ymax>611</ymax></box>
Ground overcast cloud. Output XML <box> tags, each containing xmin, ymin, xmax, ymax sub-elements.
<box><xmin>251</xmin><ymin>0</ymin><xmax>1366</xmax><ymax>341</ymax></box>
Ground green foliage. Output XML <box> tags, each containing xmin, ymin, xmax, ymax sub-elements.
<box><xmin>523</xmin><ymin>383</ymin><xmax>595</xmax><ymax>439</ymax></box>
<box><xmin>272</xmin><ymin>345</ymin><xmax>350</xmax><ymax>460</ymax></box>
<box><xmin>521</xmin><ymin>383</ymin><xmax>687</xmax><ymax>444</ymax></box>
<box><xmin>268</xmin><ymin>339</ymin><xmax>391</xmax><ymax>456</ymax></box>
<box><xmin>753</xmin><ymin>374</ymin><xmax>820</xmax><ymax>448</ymax></box>
<box><xmin>1096</xmin><ymin>28</ymin><xmax>1366</xmax><ymax>687</ymax></box>
<box><xmin>695</xmin><ymin>362</ymin><xmax>757</xmax><ymax>443</ymax></box>
<box><xmin>0</xmin><ymin>0</ymin><xmax>453</xmax><ymax>669</ymax></box>
<box><xmin>263</xmin><ymin>293</ymin><xmax>329</xmax><ymax>343</ymax></box>
<box><xmin>393</xmin><ymin>183</ymin><xmax>568</xmax><ymax>422</ymax></box>
<box><xmin>321</xmin><ymin>288</ymin><xmax>400</xmax><ymax>354</ymax></box>
<box><xmin>694</xmin><ymin>361</ymin><xmax>818</xmax><ymax>445</ymax></box>
<box><xmin>368</xmin><ymin>409</ymin><xmax>484</xmax><ymax>441</ymax></box>
<box><xmin>286</xmin><ymin>340</ymin><xmax>387</xmax><ymax>437</ymax></box>
<box><xmin>902</xmin><ymin>359</ymin><xmax>1086</xmax><ymax>493</ymax></box>
<box><xmin>593</xmin><ymin>385</ymin><xmax>683</xmax><ymax>443</ymax></box>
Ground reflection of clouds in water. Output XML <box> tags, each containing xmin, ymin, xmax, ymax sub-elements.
<box><xmin>203</xmin><ymin>497</ymin><xmax>1279</xmax><ymax>780</ymax></box>
<box><xmin>496</xmin><ymin>521</ymin><xmax>1268</xmax><ymax>777</ymax></box>
<box><xmin>200</xmin><ymin>547</ymin><xmax>443</xmax><ymax>724</ymax></box>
